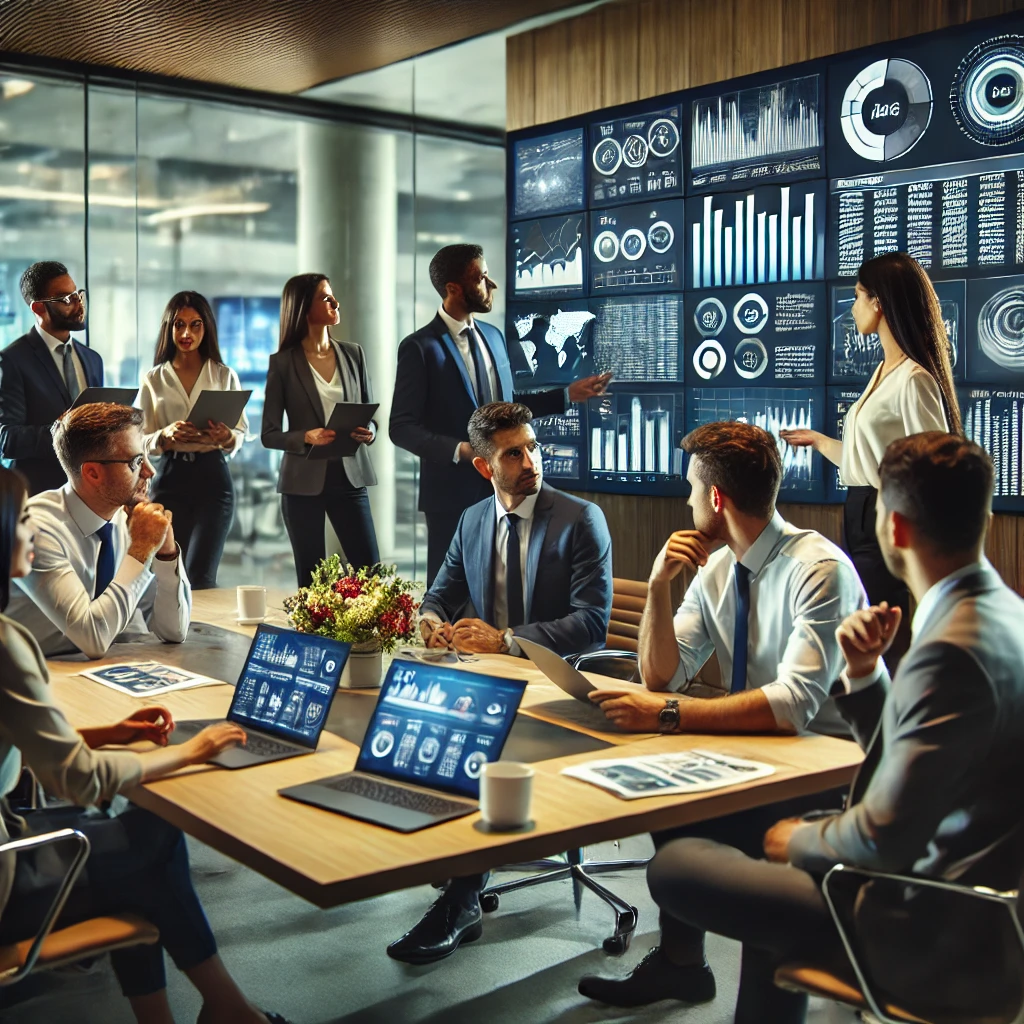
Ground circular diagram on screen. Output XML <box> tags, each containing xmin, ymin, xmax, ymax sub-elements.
<box><xmin>693</xmin><ymin>338</ymin><xmax>727</xmax><ymax>380</ymax></box>
<box><xmin>951</xmin><ymin>35</ymin><xmax>1024</xmax><ymax>146</ymax></box>
<box><xmin>622</xmin><ymin>134</ymin><xmax>649</xmax><ymax>167</ymax></box>
<box><xmin>694</xmin><ymin>297</ymin><xmax>727</xmax><ymax>337</ymax></box>
<box><xmin>733</xmin><ymin>293</ymin><xmax>769</xmax><ymax>335</ymax></box>
<box><xmin>734</xmin><ymin>338</ymin><xmax>769</xmax><ymax>379</ymax></box>
<box><xmin>486</xmin><ymin>702</ymin><xmax>503</xmax><ymax>716</ymax></box>
<box><xmin>592</xmin><ymin>137</ymin><xmax>623</xmax><ymax>176</ymax></box>
<box><xmin>418</xmin><ymin>737</ymin><xmax>440</xmax><ymax>764</ymax></box>
<box><xmin>978</xmin><ymin>284</ymin><xmax>1024</xmax><ymax>370</ymax></box>
<box><xmin>304</xmin><ymin>702</ymin><xmax>325</xmax><ymax>728</ymax></box>
<box><xmin>647</xmin><ymin>118</ymin><xmax>680</xmax><ymax>158</ymax></box>
<box><xmin>841</xmin><ymin>57</ymin><xmax>933</xmax><ymax>161</ymax></box>
<box><xmin>621</xmin><ymin>228</ymin><xmax>647</xmax><ymax>261</ymax></box>
<box><xmin>647</xmin><ymin>220</ymin><xmax>674</xmax><ymax>253</ymax></box>
<box><xmin>463</xmin><ymin>751</ymin><xmax>488</xmax><ymax>780</ymax></box>
<box><xmin>593</xmin><ymin>229</ymin><xmax>619</xmax><ymax>263</ymax></box>
<box><xmin>370</xmin><ymin>730</ymin><xmax>395</xmax><ymax>758</ymax></box>
<box><xmin>323</xmin><ymin>658</ymin><xmax>337</xmax><ymax>675</ymax></box>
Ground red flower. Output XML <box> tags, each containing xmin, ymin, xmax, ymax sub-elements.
<box><xmin>334</xmin><ymin>577</ymin><xmax>363</xmax><ymax>599</ymax></box>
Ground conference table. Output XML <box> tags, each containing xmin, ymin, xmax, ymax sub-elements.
<box><xmin>47</xmin><ymin>589</ymin><xmax>864</xmax><ymax>910</ymax></box>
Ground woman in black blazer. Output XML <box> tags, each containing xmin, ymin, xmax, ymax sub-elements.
<box><xmin>262</xmin><ymin>274</ymin><xmax>379</xmax><ymax>587</ymax></box>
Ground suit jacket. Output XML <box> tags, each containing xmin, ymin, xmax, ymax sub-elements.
<box><xmin>421</xmin><ymin>484</ymin><xmax>612</xmax><ymax>657</ymax></box>
<box><xmin>389</xmin><ymin>314</ymin><xmax>567</xmax><ymax>514</ymax></box>
<box><xmin>0</xmin><ymin>329</ymin><xmax>104</xmax><ymax>494</ymax></box>
<box><xmin>261</xmin><ymin>340</ymin><xmax>377</xmax><ymax>496</ymax></box>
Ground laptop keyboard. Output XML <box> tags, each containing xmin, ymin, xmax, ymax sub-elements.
<box><xmin>241</xmin><ymin>731</ymin><xmax>302</xmax><ymax>757</ymax></box>
<box><xmin>323</xmin><ymin>775</ymin><xmax>472</xmax><ymax>818</ymax></box>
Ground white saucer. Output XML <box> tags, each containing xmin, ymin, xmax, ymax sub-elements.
<box><xmin>236</xmin><ymin>617</ymin><xmax>266</xmax><ymax>625</ymax></box>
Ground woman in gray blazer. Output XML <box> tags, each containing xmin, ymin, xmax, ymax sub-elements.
<box><xmin>261</xmin><ymin>273</ymin><xmax>379</xmax><ymax>587</ymax></box>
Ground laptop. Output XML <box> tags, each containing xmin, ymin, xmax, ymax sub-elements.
<box><xmin>516</xmin><ymin>636</ymin><xmax>597</xmax><ymax>701</ymax></box>
<box><xmin>169</xmin><ymin>624</ymin><xmax>349</xmax><ymax>769</ymax></box>
<box><xmin>279</xmin><ymin>659</ymin><xmax>527</xmax><ymax>832</ymax></box>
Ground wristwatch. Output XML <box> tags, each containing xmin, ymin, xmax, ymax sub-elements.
<box><xmin>658</xmin><ymin>698</ymin><xmax>680</xmax><ymax>733</ymax></box>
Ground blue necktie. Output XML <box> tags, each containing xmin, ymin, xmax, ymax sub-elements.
<box><xmin>730</xmin><ymin>563</ymin><xmax>752</xmax><ymax>694</ymax></box>
<box><xmin>94</xmin><ymin>522</ymin><xmax>115</xmax><ymax>598</ymax></box>
<box><xmin>61</xmin><ymin>343</ymin><xmax>81</xmax><ymax>402</ymax></box>
<box><xmin>505</xmin><ymin>513</ymin><xmax>525</xmax><ymax>628</ymax></box>
<box><xmin>463</xmin><ymin>326</ymin><xmax>493</xmax><ymax>407</ymax></box>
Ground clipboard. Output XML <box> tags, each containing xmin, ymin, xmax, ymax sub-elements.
<box><xmin>71</xmin><ymin>387</ymin><xmax>138</xmax><ymax>409</ymax></box>
<box><xmin>306</xmin><ymin>402</ymin><xmax>379</xmax><ymax>460</ymax></box>
<box><xmin>187</xmin><ymin>389</ymin><xmax>251</xmax><ymax>430</ymax></box>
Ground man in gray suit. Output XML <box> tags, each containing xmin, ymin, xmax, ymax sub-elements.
<box><xmin>641</xmin><ymin>432</ymin><xmax>1024</xmax><ymax>1024</ymax></box>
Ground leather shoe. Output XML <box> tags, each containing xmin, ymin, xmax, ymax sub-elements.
<box><xmin>578</xmin><ymin>946</ymin><xmax>716</xmax><ymax>1007</ymax></box>
<box><xmin>386</xmin><ymin>892</ymin><xmax>484</xmax><ymax>965</ymax></box>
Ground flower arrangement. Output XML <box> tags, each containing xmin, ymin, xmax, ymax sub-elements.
<box><xmin>283</xmin><ymin>556</ymin><xmax>420</xmax><ymax>654</ymax></box>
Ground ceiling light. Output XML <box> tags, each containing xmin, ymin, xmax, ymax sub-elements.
<box><xmin>145</xmin><ymin>202</ymin><xmax>270</xmax><ymax>225</ymax></box>
<box><xmin>2</xmin><ymin>80</ymin><xmax>35</xmax><ymax>100</ymax></box>
<box><xmin>0</xmin><ymin>185</ymin><xmax>161</xmax><ymax>208</ymax></box>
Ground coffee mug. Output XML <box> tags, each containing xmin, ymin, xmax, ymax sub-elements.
<box><xmin>236</xmin><ymin>585</ymin><xmax>267</xmax><ymax>623</ymax></box>
<box><xmin>479</xmin><ymin>761</ymin><xmax>534</xmax><ymax>830</ymax></box>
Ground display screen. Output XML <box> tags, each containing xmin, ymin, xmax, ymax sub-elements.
<box><xmin>960</xmin><ymin>387</ymin><xmax>1024</xmax><ymax>511</ymax></box>
<box><xmin>228</xmin><ymin>625</ymin><xmax>349</xmax><ymax>745</ymax></box>
<box><xmin>590</xmin><ymin>293</ymin><xmax>681</xmax><ymax>381</ymax></box>
<box><xmin>510</xmin><ymin>214</ymin><xmax>587</xmax><ymax>298</ymax></box>
<box><xmin>212</xmin><ymin>296</ymin><xmax>280</xmax><ymax>376</ymax></box>
<box><xmin>356</xmin><ymin>662</ymin><xmax>527</xmax><ymax>799</ymax></box>
<box><xmin>533</xmin><ymin>406</ymin><xmax>584</xmax><ymax>482</ymax></box>
<box><xmin>589</xmin><ymin>104</ymin><xmax>682</xmax><ymax>206</ymax></box>
<box><xmin>507</xmin><ymin>301</ymin><xmax>596</xmax><ymax>387</ymax></box>
<box><xmin>685</xmin><ymin>283</ymin><xmax>826</xmax><ymax>387</ymax></box>
<box><xmin>689</xmin><ymin>71</ymin><xmax>824</xmax><ymax>191</ymax></box>
<box><xmin>512</xmin><ymin>127</ymin><xmax>585</xmax><ymax>219</ymax></box>
<box><xmin>966</xmin><ymin>275</ymin><xmax>1024</xmax><ymax>383</ymax></box>
<box><xmin>590</xmin><ymin>199</ymin><xmax>684</xmax><ymax>294</ymax></box>
<box><xmin>826</xmin><ymin>386</ymin><xmax>864</xmax><ymax>502</ymax></box>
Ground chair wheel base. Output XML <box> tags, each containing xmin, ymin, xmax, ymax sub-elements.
<box><xmin>603</xmin><ymin>933</ymin><xmax>631</xmax><ymax>956</ymax></box>
<box><xmin>480</xmin><ymin>893</ymin><xmax>500</xmax><ymax>913</ymax></box>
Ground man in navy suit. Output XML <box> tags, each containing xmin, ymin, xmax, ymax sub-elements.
<box><xmin>0</xmin><ymin>261</ymin><xmax>104</xmax><ymax>494</ymax></box>
<box><xmin>386</xmin><ymin>401</ymin><xmax>613</xmax><ymax>964</ymax></box>
<box><xmin>390</xmin><ymin>244</ymin><xmax>611</xmax><ymax>583</ymax></box>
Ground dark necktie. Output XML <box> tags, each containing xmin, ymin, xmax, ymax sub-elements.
<box><xmin>504</xmin><ymin>513</ymin><xmax>525</xmax><ymax>628</ymax></box>
<box><xmin>463</xmin><ymin>325</ymin><xmax>493</xmax><ymax>407</ymax></box>
<box><xmin>61</xmin><ymin>343</ymin><xmax>81</xmax><ymax>402</ymax></box>
<box><xmin>730</xmin><ymin>563</ymin><xmax>752</xmax><ymax>694</ymax></box>
<box><xmin>94</xmin><ymin>522</ymin><xmax>115</xmax><ymax>598</ymax></box>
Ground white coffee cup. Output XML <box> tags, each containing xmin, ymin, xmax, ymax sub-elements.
<box><xmin>480</xmin><ymin>761</ymin><xmax>534</xmax><ymax>830</ymax></box>
<box><xmin>236</xmin><ymin>585</ymin><xmax>267</xmax><ymax>622</ymax></box>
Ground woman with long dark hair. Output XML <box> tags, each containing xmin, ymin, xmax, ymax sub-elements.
<box><xmin>782</xmin><ymin>251</ymin><xmax>961</xmax><ymax>667</ymax></box>
<box><xmin>140</xmin><ymin>291</ymin><xmax>248</xmax><ymax>588</ymax></box>
<box><xmin>0</xmin><ymin>467</ymin><xmax>289</xmax><ymax>1024</ymax></box>
<box><xmin>261</xmin><ymin>274</ymin><xmax>379</xmax><ymax>587</ymax></box>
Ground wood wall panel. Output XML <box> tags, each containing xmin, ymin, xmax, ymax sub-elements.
<box><xmin>687</xmin><ymin>0</ymin><xmax>736</xmax><ymax>87</ymax></box>
<box><xmin>505</xmin><ymin>32</ymin><xmax>536</xmax><ymax>133</ymax></box>
<box><xmin>600</xmin><ymin>2</ymin><xmax>641</xmax><ymax>107</ymax></box>
<box><xmin>637</xmin><ymin>0</ymin><xmax>691</xmax><ymax>99</ymax></box>
<box><xmin>732</xmin><ymin>0</ymin><xmax>783</xmax><ymax>79</ymax></box>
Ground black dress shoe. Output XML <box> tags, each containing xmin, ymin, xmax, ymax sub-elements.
<box><xmin>578</xmin><ymin>946</ymin><xmax>716</xmax><ymax>1007</ymax></box>
<box><xmin>386</xmin><ymin>892</ymin><xmax>484</xmax><ymax>965</ymax></box>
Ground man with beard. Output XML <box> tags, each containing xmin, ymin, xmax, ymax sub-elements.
<box><xmin>0</xmin><ymin>262</ymin><xmax>105</xmax><ymax>494</ymax></box>
<box><xmin>386</xmin><ymin>401</ymin><xmax>612</xmax><ymax>964</ymax></box>
<box><xmin>7</xmin><ymin>402</ymin><xmax>191</xmax><ymax>658</ymax></box>
<box><xmin>390</xmin><ymin>244</ymin><xmax>611</xmax><ymax>584</ymax></box>
<box><xmin>578</xmin><ymin>420</ymin><xmax>867</xmax><ymax>1009</ymax></box>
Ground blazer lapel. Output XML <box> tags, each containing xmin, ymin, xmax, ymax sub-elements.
<box><xmin>29</xmin><ymin>329</ymin><xmax>71</xmax><ymax>404</ymax></box>
<box><xmin>524</xmin><ymin>486</ymin><xmax>555</xmax><ymax>622</ymax></box>
<box><xmin>291</xmin><ymin>346</ymin><xmax>326</xmax><ymax>425</ymax></box>
<box><xmin>438</xmin><ymin>329</ymin><xmax>479</xmax><ymax>407</ymax></box>
<box><xmin>476</xmin><ymin>503</ymin><xmax>497</xmax><ymax>625</ymax></box>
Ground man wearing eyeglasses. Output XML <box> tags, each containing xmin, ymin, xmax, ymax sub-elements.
<box><xmin>7</xmin><ymin>403</ymin><xmax>191</xmax><ymax>659</ymax></box>
<box><xmin>0</xmin><ymin>261</ymin><xmax>104</xmax><ymax>495</ymax></box>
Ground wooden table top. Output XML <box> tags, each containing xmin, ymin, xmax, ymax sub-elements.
<box><xmin>46</xmin><ymin>590</ymin><xmax>864</xmax><ymax>909</ymax></box>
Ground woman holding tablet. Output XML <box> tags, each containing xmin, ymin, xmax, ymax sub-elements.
<box><xmin>140</xmin><ymin>292</ymin><xmax>248</xmax><ymax>589</ymax></box>
<box><xmin>782</xmin><ymin>252</ymin><xmax>961</xmax><ymax>668</ymax></box>
<box><xmin>261</xmin><ymin>273</ymin><xmax>379</xmax><ymax>587</ymax></box>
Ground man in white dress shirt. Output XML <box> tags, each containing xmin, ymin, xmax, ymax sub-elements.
<box><xmin>8</xmin><ymin>402</ymin><xmax>191</xmax><ymax>659</ymax></box>
<box><xmin>579</xmin><ymin>420</ymin><xmax>867</xmax><ymax>1008</ymax></box>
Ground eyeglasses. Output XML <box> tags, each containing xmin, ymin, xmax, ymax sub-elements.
<box><xmin>88</xmin><ymin>454</ymin><xmax>146</xmax><ymax>472</ymax></box>
<box><xmin>39</xmin><ymin>289</ymin><xmax>87</xmax><ymax>308</ymax></box>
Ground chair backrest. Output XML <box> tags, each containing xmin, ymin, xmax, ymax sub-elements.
<box><xmin>606</xmin><ymin>577</ymin><xmax>647</xmax><ymax>652</ymax></box>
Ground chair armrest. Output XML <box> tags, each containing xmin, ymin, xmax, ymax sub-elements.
<box><xmin>0</xmin><ymin>828</ymin><xmax>91</xmax><ymax>986</ymax></box>
<box><xmin>568</xmin><ymin>650</ymin><xmax>639</xmax><ymax>681</ymax></box>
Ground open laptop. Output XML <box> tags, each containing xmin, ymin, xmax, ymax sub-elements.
<box><xmin>279</xmin><ymin>659</ymin><xmax>527</xmax><ymax>832</ymax></box>
<box><xmin>169</xmin><ymin>624</ymin><xmax>349</xmax><ymax>769</ymax></box>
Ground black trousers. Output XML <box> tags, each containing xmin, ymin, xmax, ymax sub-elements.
<box><xmin>151</xmin><ymin>450</ymin><xmax>235</xmax><ymax>590</ymax></box>
<box><xmin>424</xmin><ymin>506</ymin><xmax>466</xmax><ymax>586</ymax></box>
<box><xmin>0</xmin><ymin>803</ymin><xmax>217</xmax><ymax>999</ymax></box>
<box><xmin>281</xmin><ymin>461</ymin><xmax>380</xmax><ymax>588</ymax></box>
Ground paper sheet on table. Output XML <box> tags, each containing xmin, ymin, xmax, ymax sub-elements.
<box><xmin>79</xmin><ymin>661</ymin><xmax>225</xmax><ymax>698</ymax></box>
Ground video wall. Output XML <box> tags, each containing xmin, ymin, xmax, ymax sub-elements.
<box><xmin>506</xmin><ymin>15</ymin><xmax>1024</xmax><ymax>510</ymax></box>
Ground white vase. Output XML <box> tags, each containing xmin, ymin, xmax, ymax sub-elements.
<box><xmin>341</xmin><ymin>644</ymin><xmax>383</xmax><ymax>688</ymax></box>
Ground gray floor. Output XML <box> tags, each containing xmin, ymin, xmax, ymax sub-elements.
<box><xmin>2</xmin><ymin>834</ymin><xmax>860</xmax><ymax>1024</ymax></box>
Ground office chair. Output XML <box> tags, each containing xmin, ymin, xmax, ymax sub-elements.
<box><xmin>774</xmin><ymin>863</ymin><xmax>1024</xmax><ymax>1024</ymax></box>
<box><xmin>0</xmin><ymin>828</ymin><xmax>159</xmax><ymax>986</ymax></box>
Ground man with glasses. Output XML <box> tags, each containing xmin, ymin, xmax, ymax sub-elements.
<box><xmin>7</xmin><ymin>403</ymin><xmax>191</xmax><ymax>658</ymax></box>
<box><xmin>0</xmin><ymin>261</ymin><xmax>104</xmax><ymax>494</ymax></box>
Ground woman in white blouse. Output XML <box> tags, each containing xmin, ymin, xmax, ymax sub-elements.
<box><xmin>140</xmin><ymin>292</ymin><xmax>248</xmax><ymax>589</ymax></box>
<box><xmin>782</xmin><ymin>252</ymin><xmax>961</xmax><ymax>668</ymax></box>
<box><xmin>261</xmin><ymin>274</ymin><xmax>379</xmax><ymax>587</ymax></box>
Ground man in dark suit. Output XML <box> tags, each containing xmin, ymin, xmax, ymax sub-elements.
<box><xmin>639</xmin><ymin>432</ymin><xmax>1024</xmax><ymax>1024</ymax></box>
<box><xmin>386</xmin><ymin>401</ymin><xmax>613</xmax><ymax>964</ymax></box>
<box><xmin>0</xmin><ymin>261</ymin><xmax>103</xmax><ymax>494</ymax></box>
<box><xmin>389</xmin><ymin>243</ymin><xmax>611</xmax><ymax>583</ymax></box>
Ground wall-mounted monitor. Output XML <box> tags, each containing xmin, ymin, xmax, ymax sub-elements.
<box><xmin>590</xmin><ymin>293</ymin><xmax>682</xmax><ymax>382</ymax></box>
<box><xmin>510</xmin><ymin>214</ymin><xmax>587</xmax><ymax>299</ymax></box>
<box><xmin>590</xmin><ymin>199</ymin><xmax>684</xmax><ymax>294</ymax></box>
<box><xmin>533</xmin><ymin>405</ymin><xmax>584</xmax><ymax>484</ymax></box>
<box><xmin>960</xmin><ymin>386</ymin><xmax>1024</xmax><ymax>511</ymax></box>
<box><xmin>966</xmin><ymin>275</ymin><xmax>1024</xmax><ymax>384</ymax></box>
<box><xmin>506</xmin><ymin>301</ymin><xmax>596</xmax><ymax>388</ymax></box>
<box><xmin>825</xmin><ymin>386</ymin><xmax>865</xmax><ymax>503</ymax></box>
<box><xmin>512</xmin><ymin>127</ymin><xmax>585</xmax><ymax>219</ymax></box>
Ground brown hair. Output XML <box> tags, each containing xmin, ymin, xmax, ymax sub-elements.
<box><xmin>279</xmin><ymin>273</ymin><xmax>330</xmax><ymax>350</ymax></box>
<box><xmin>153</xmin><ymin>291</ymin><xmax>222</xmax><ymax>365</ymax></box>
<box><xmin>681</xmin><ymin>421</ymin><xmax>782</xmax><ymax>519</ymax></box>
<box><xmin>468</xmin><ymin>402</ymin><xmax>533</xmax><ymax>458</ymax></box>
<box><xmin>51</xmin><ymin>403</ymin><xmax>143</xmax><ymax>477</ymax></box>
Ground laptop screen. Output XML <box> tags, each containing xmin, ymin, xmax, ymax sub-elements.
<box><xmin>228</xmin><ymin>625</ymin><xmax>350</xmax><ymax>747</ymax></box>
<box><xmin>356</xmin><ymin>660</ymin><xmax>528</xmax><ymax>799</ymax></box>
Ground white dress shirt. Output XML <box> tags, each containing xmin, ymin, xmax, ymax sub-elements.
<box><xmin>37</xmin><ymin>325</ymin><xmax>86</xmax><ymax>395</ymax></box>
<box><xmin>7</xmin><ymin>484</ymin><xmax>192</xmax><ymax>659</ymax></box>
<box><xmin>667</xmin><ymin>512</ymin><xmax>868</xmax><ymax>732</ymax></box>
<box><xmin>493</xmin><ymin>489</ymin><xmax>538</xmax><ymax>635</ymax></box>
<box><xmin>139</xmin><ymin>359</ymin><xmax>248</xmax><ymax>455</ymax></box>
<box><xmin>840</xmin><ymin>360</ymin><xmax>948</xmax><ymax>489</ymax></box>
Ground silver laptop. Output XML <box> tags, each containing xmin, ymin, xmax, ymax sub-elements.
<box><xmin>517</xmin><ymin>636</ymin><xmax>597</xmax><ymax>701</ymax></box>
<box><xmin>170</xmin><ymin>624</ymin><xmax>349</xmax><ymax>769</ymax></box>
